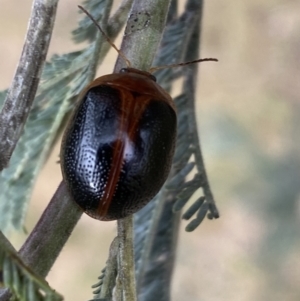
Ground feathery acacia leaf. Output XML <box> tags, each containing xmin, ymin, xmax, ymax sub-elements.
<box><xmin>0</xmin><ymin>0</ymin><xmax>219</xmax><ymax>299</ymax></box>
<box><xmin>72</xmin><ymin>0</ymin><xmax>112</xmax><ymax>43</ymax></box>
<box><xmin>91</xmin><ymin>238</ymin><xmax>118</xmax><ymax>301</ymax></box>
<box><xmin>133</xmin><ymin>9</ymin><xmax>203</xmax><ymax>300</ymax></box>
<box><xmin>133</xmin><ymin>1</ymin><xmax>219</xmax><ymax>298</ymax></box>
<box><xmin>0</xmin><ymin>0</ymin><xmax>128</xmax><ymax>234</ymax></box>
<box><xmin>0</xmin><ymin>232</ymin><xmax>62</xmax><ymax>301</ymax></box>
<box><xmin>0</xmin><ymin>91</ymin><xmax>6</xmax><ymax>107</ymax></box>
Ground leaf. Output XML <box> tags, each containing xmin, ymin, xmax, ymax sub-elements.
<box><xmin>0</xmin><ymin>231</ymin><xmax>62</xmax><ymax>301</ymax></box>
<box><xmin>0</xmin><ymin>0</ymin><xmax>111</xmax><ymax>234</ymax></box>
<box><xmin>134</xmin><ymin>1</ymin><xmax>219</xmax><ymax>299</ymax></box>
<box><xmin>0</xmin><ymin>47</ymin><xmax>94</xmax><ymax>234</ymax></box>
<box><xmin>152</xmin><ymin>11</ymin><xmax>196</xmax><ymax>90</ymax></box>
<box><xmin>91</xmin><ymin>238</ymin><xmax>118</xmax><ymax>301</ymax></box>
<box><xmin>133</xmin><ymin>10</ymin><xmax>201</xmax><ymax>301</ymax></box>
<box><xmin>72</xmin><ymin>0</ymin><xmax>112</xmax><ymax>43</ymax></box>
<box><xmin>0</xmin><ymin>91</ymin><xmax>7</xmax><ymax>107</ymax></box>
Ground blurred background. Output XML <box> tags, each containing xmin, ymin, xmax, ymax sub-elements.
<box><xmin>1</xmin><ymin>0</ymin><xmax>300</xmax><ymax>300</ymax></box>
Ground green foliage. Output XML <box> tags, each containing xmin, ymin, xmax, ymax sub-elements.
<box><xmin>1</xmin><ymin>0</ymin><xmax>218</xmax><ymax>300</ymax></box>
<box><xmin>72</xmin><ymin>0</ymin><xmax>112</xmax><ymax>43</ymax></box>
<box><xmin>0</xmin><ymin>232</ymin><xmax>62</xmax><ymax>301</ymax></box>
<box><xmin>171</xmin><ymin>93</ymin><xmax>219</xmax><ymax>231</ymax></box>
<box><xmin>90</xmin><ymin>4</ymin><xmax>219</xmax><ymax>299</ymax></box>
<box><xmin>132</xmin><ymin>6</ymin><xmax>217</xmax><ymax>301</ymax></box>
<box><xmin>91</xmin><ymin>266</ymin><xmax>107</xmax><ymax>297</ymax></box>
<box><xmin>132</xmin><ymin>14</ymin><xmax>195</xmax><ymax>293</ymax></box>
<box><xmin>152</xmin><ymin>12</ymin><xmax>195</xmax><ymax>89</ymax></box>
<box><xmin>91</xmin><ymin>238</ymin><xmax>118</xmax><ymax>300</ymax></box>
<box><xmin>0</xmin><ymin>0</ymin><xmax>122</xmax><ymax>234</ymax></box>
<box><xmin>0</xmin><ymin>91</ymin><xmax>6</xmax><ymax>107</ymax></box>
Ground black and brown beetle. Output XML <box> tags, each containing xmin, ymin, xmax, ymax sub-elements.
<box><xmin>60</xmin><ymin>6</ymin><xmax>217</xmax><ymax>221</ymax></box>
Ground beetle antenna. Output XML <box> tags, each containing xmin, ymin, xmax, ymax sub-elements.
<box><xmin>78</xmin><ymin>5</ymin><xmax>131</xmax><ymax>68</ymax></box>
<box><xmin>149</xmin><ymin>58</ymin><xmax>218</xmax><ymax>73</ymax></box>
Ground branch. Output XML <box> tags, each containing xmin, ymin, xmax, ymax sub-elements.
<box><xmin>0</xmin><ymin>229</ymin><xmax>62</xmax><ymax>301</ymax></box>
<box><xmin>19</xmin><ymin>181</ymin><xmax>82</xmax><ymax>278</ymax></box>
<box><xmin>0</xmin><ymin>0</ymin><xmax>59</xmax><ymax>171</ymax></box>
<box><xmin>114</xmin><ymin>0</ymin><xmax>171</xmax><ymax>71</ymax></box>
<box><xmin>111</xmin><ymin>0</ymin><xmax>172</xmax><ymax>299</ymax></box>
<box><xmin>117</xmin><ymin>217</ymin><xmax>137</xmax><ymax>301</ymax></box>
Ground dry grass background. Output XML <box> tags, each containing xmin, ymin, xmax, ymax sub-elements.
<box><xmin>1</xmin><ymin>0</ymin><xmax>300</xmax><ymax>300</ymax></box>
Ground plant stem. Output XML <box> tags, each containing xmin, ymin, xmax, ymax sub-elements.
<box><xmin>0</xmin><ymin>0</ymin><xmax>59</xmax><ymax>171</ymax></box>
<box><xmin>117</xmin><ymin>216</ymin><xmax>137</xmax><ymax>301</ymax></box>
<box><xmin>19</xmin><ymin>181</ymin><xmax>82</xmax><ymax>278</ymax></box>
<box><xmin>114</xmin><ymin>0</ymin><xmax>172</xmax><ymax>72</ymax></box>
<box><xmin>111</xmin><ymin>0</ymin><xmax>172</xmax><ymax>299</ymax></box>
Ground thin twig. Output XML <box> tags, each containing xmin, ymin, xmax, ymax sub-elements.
<box><xmin>0</xmin><ymin>0</ymin><xmax>59</xmax><ymax>171</ymax></box>
<box><xmin>114</xmin><ymin>0</ymin><xmax>172</xmax><ymax>71</ymax></box>
<box><xmin>117</xmin><ymin>217</ymin><xmax>137</xmax><ymax>301</ymax></box>
<box><xmin>19</xmin><ymin>181</ymin><xmax>82</xmax><ymax>278</ymax></box>
<box><xmin>112</xmin><ymin>0</ymin><xmax>172</xmax><ymax>298</ymax></box>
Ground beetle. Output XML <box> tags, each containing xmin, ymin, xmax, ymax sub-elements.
<box><xmin>60</xmin><ymin>6</ymin><xmax>217</xmax><ymax>221</ymax></box>
<box><xmin>60</xmin><ymin>67</ymin><xmax>177</xmax><ymax>220</ymax></box>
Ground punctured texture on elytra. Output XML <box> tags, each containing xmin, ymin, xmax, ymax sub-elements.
<box><xmin>60</xmin><ymin>69</ymin><xmax>177</xmax><ymax>220</ymax></box>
